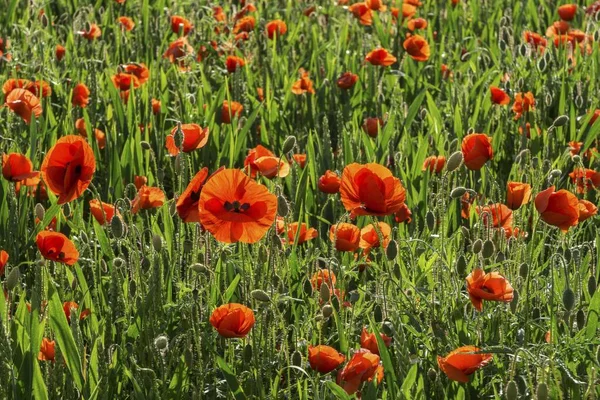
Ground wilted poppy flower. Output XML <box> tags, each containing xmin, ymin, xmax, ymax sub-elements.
<box><xmin>253</xmin><ymin>156</ymin><xmax>290</xmax><ymax>179</ymax></box>
<box><xmin>336</xmin><ymin>72</ymin><xmax>358</xmax><ymax>90</ymax></box>
<box><xmin>117</xmin><ymin>16</ymin><xmax>135</xmax><ymax>31</ymax></box>
<box><xmin>291</xmin><ymin>70</ymin><xmax>315</xmax><ymax>95</ymax></box>
<box><xmin>349</xmin><ymin>3</ymin><xmax>373</xmax><ymax>25</ymax></box>
<box><xmin>165</xmin><ymin>124</ymin><xmax>210</xmax><ymax>156</ymax></box>
<box><xmin>340</xmin><ymin>163</ymin><xmax>406</xmax><ymax>217</ymax></box>
<box><xmin>72</xmin><ymin>83</ymin><xmax>90</xmax><ymax>108</ymax></box>
<box><xmin>535</xmin><ymin>186</ymin><xmax>579</xmax><ymax>232</ymax></box>
<box><xmin>365</xmin><ymin>48</ymin><xmax>397</xmax><ymax>66</ymax></box>
<box><xmin>318</xmin><ymin>170</ymin><xmax>341</xmax><ymax>194</ymax></box>
<box><xmin>38</xmin><ymin>338</ymin><xmax>56</xmax><ymax>362</ymax></box>
<box><xmin>111</xmin><ymin>73</ymin><xmax>140</xmax><ymax>91</ymax></box>
<box><xmin>512</xmin><ymin>92</ymin><xmax>535</xmax><ymax>120</ymax></box>
<box><xmin>337</xmin><ymin>349</ymin><xmax>382</xmax><ymax>395</ymax></box>
<box><xmin>5</xmin><ymin>89</ymin><xmax>42</xmax><ymax>124</ymax></box>
<box><xmin>171</xmin><ymin>16</ymin><xmax>193</xmax><ymax>36</ymax></box>
<box><xmin>466</xmin><ymin>268</ymin><xmax>514</xmax><ymax>311</ymax></box>
<box><xmin>422</xmin><ymin>156</ymin><xmax>446</xmax><ymax>173</ymax></box>
<box><xmin>403</xmin><ymin>35</ymin><xmax>430</xmax><ymax>61</ymax></box>
<box><xmin>359</xmin><ymin>222</ymin><xmax>391</xmax><ymax>251</ymax></box>
<box><xmin>132</xmin><ymin>186</ymin><xmax>165</xmax><ymax>213</ymax></box>
<box><xmin>362</xmin><ymin>117</ymin><xmax>384</xmax><ymax>138</ymax></box>
<box><xmin>176</xmin><ymin>168</ymin><xmax>210</xmax><ymax>223</ymax></box>
<box><xmin>395</xmin><ymin>203</ymin><xmax>412</xmax><ymax>223</ymax></box>
<box><xmin>199</xmin><ymin>169</ymin><xmax>277</xmax><ymax>243</ymax></box>
<box><xmin>506</xmin><ymin>182</ymin><xmax>532</xmax><ymax>210</ymax></box>
<box><xmin>209</xmin><ymin>303</ymin><xmax>255</xmax><ymax>338</ymax></box>
<box><xmin>287</xmin><ymin>222</ymin><xmax>318</xmax><ymax>244</ymax></box>
<box><xmin>2</xmin><ymin>153</ymin><xmax>39</xmax><ymax>184</ymax></box>
<box><xmin>308</xmin><ymin>345</ymin><xmax>346</xmax><ymax>373</ymax></box>
<box><xmin>558</xmin><ymin>4</ymin><xmax>577</xmax><ymax>21</ymax></box>
<box><xmin>461</xmin><ymin>133</ymin><xmax>493</xmax><ymax>170</ymax></box>
<box><xmin>78</xmin><ymin>24</ymin><xmax>102</xmax><ymax>40</ymax></box>
<box><xmin>244</xmin><ymin>145</ymin><xmax>275</xmax><ymax>177</ymax></box>
<box><xmin>0</xmin><ymin>250</ymin><xmax>8</xmax><ymax>276</ymax></box>
<box><xmin>225</xmin><ymin>56</ymin><xmax>246</xmax><ymax>73</ymax></box>
<box><xmin>292</xmin><ymin>154</ymin><xmax>307</xmax><ymax>168</ymax></box>
<box><xmin>62</xmin><ymin>301</ymin><xmax>91</xmax><ymax>323</ymax></box>
<box><xmin>266</xmin><ymin>20</ymin><xmax>287</xmax><ymax>39</ymax></box>
<box><xmin>578</xmin><ymin>199</ymin><xmax>597</xmax><ymax>222</ymax></box>
<box><xmin>303</xmin><ymin>6</ymin><xmax>317</xmax><ymax>16</ymax></box>
<box><xmin>361</xmin><ymin>327</ymin><xmax>392</xmax><ymax>355</ymax></box>
<box><xmin>234</xmin><ymin>16</ymin><xmax>256</xmax><ymax>34</ymax></box>
<box><xmin>569</xmin><ymin>168</ymin><xmax>600</xmax><ymax>193</ymax></box>
<box><xmin>437</xmin><ymin>346</ymin><xmax>493</xmax><ymax>383</ymax></box>
<box><xmin>311</xmin><ymin>269</ymin><xmax>336</xmax><ymax>290</ymax></box>
<box><xmin>163</xmin><ymin>37</ymin><xmax>193</xmax><ymax>68</ymax></box>
<box><xmin>36</xmin><ymin>231</ymin><xmax>79</xmax><ymax>266</ymax></box>
<box><xmin>407</xmin><ymin>17</ymin><xmax>427</xmax><ymax>31</ymax></box>
<box><xmin>477</xmin><ymin>203</ymin><xmax>513</xmax><ymax>230</ymax></box>
<box><xmin>123</xmin><ymin>63</ymin><xmax>150</xmax><ymax>85</ymax></box>
<box><xmin>221</xmin><ymin>100</ymin><xmax>244</xmax><ymax>124</ymax></box>
<box><xmin>55</xmin><ymin>45</ymin><xmax>66</xmax><ymax>61</ymax></box>
<box><xmin>40</xmin><ymin>135</ymin><xmax>95</xmax><ymax>204</ymax></box>
<box><xmin>490</xmin><ymin>86</ymin><xmax>510</xmax><ymax>105</ymax></box>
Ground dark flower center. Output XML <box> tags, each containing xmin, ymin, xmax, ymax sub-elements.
<box><xmin>224</xmin><ymin>200</ymin><xmax>250</xmax><ymax>213</ymax></box>
<box><xmin>190</xmin><ymin>190</ymin><xmax>200</xmax><ymax>202</ymax></box>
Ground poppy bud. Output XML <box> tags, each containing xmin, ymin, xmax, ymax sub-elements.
<box><xmin>152</xmin><ymin>234</ymin><xmax>162</xmax><ymax>252</ymax></box>
<box><xmin>257</xmin><ymin>246</ymin><xmax>268</xmax><ymax>263</ymax></box>
<box><xmin>277</xmin><ymin>195</ymin><xmax>289</xmax><ymax>217</ymax></box>
<box><xmin>499</xmin><ymin>40</ymin><xmax>508</xmax><ymax>52</ymax></box>
<box><xmin>510</xmin><ymin>290</ymin><xmax>519</xmax><ymax>313</ymax></box>
<box><xmin>382</xmin><ymin>320</ymin><xmax>395</xmax><ymax>336</ymax></box>
<box><xmin>597</xmin><ymin>346</ymin><xmax>600</xmax><ymax>365</ymax></box>
<box><xmin>519</xmin><ymin>263</ymin><xmax>529</xmax><ymax>278</ymax></box>
<box><xmin>576</xmin><ymin>309</ymin><xmax>585</xmax><ymax>330</ymax></box>
<box><xmin>251</xmin><ymin>289</ymin><xmax>271</xmax><ymax>302</ymax></box>
<box><xmin>553</xmin><ymin>115</ymin><xmax>569</xmax><ymax>127</ymax></box>
<box><xmin>6</xmin><ymin>267</ymin><xmax>20</xmax><ymax>291</ymax></box>
<box><xmin>291</xmin><ymin>350</ymin><xmax>302</xmax><ymax>367</ymax></box>
<box><xmin>374</xmin><ymin>304</ymin><xmax>382</xmax><ymax>322</ymax></box>
<box><xmin>184</xmin><ymin>348</ymin><xmax>193</xmax><ymax>368</ymax></box>
<box><xmin>111</xmin><ymin>215</ymin><xmax>126</xmax><ymax>239</ymax></box>
<box><xmin>157</xmin><ymin>168</ymin><xmax>165</xmax><ymax>182</ymax></box>
<box><xmin>472</xmin><ymin>239</ymin><xmax>483</xmax><ymax>253</ymax></box>
<box><xmin>386</xmin><ymin>240</ymin><xmax>398</xmax><ymax>260</ymax></box>
<box><xmin>322</xmin><ymin>304</ymin><xmax>333</xmax><ymax>318</ymax></box>
<box><xmin>537</xmin><ymin>57</ymin><xmax>547</xmax><ymax>72</ymax></box>
<box><xmin>572</xmin><ymin>155</ymin><xmax>581</xmax><ymax>163</ymax></box>
<box><xmin>562</xmin><ymin>287</ymin><xmax>575</xmax><ymax>311</ymax></box>
<box><xmin>426</xmin><ymin>211</ymin><xmax>435</xmax><ymax>231</ymax></box>
<box><xmin>319</xmin><ymin>283</ymin><xmax>330</xmax><ymax>302</ymax></box>
<box><xmin>544</xmin><ymin>93</ymin><xmax>552</xmax><ymax>107</ymax></box>
<box><xmin>113</xmin><ymin>257</ymin><xmax>125</xmax><ymax>268</ymax></box>
<box><xmin>141</xmin><ymin>141</ymin><xmax>151</xmax><ymax>150</ymax></box>
<box><xmin>549</xmin><ymin>169</ymin><xmax>562</xmax><ymax>178</ymax></box>
<box><xmin>303</xmin><ymin>279</ymin><xmax>313</xmax><ymax>295</ymax></box>
<box><xmin>450</xmin><ymin>187</ymin><xmax>467</xmax><ymax>198</ymax></box>
<box><xmin>183</xmin><ymin>240</ymin><xmax>193</xmax><ymax>253</ymax></box>
<box><xmin>588</xmin><ymin>276</ymin><xmax>596</xmax><ymax>297</ymax></box>
<box><xmin>282</xmin><ymin>136</ymin><xmax>297</xmax><ymax>154</ymax></box>
<box><xmin>456</xmin><ymin>255</ymin><xmax>467</xmax><ymax>276</ymax></box>
<box><xmin>516</xmin><ymin>328</ymin><xmax>524</xmax><ymax>345</ymax></box>
<box><xmin>243</xmin><ymin>344</ymin><xmax>253</xmax><ymax>363</ymax></box>
<box><xmin>482</xmin><ymin>240</ymin><xmax>495</xmax><ymax>259</ymax></box>
<box><xmin>35</xmin><ymin>203</ymin><xmax>45</xmax><ymax>221</ymax></box>
<box><xmin>495</xmin><ymin>251</ymin><xmax>505</xmax><ymax>263</ymax></box>
<box><xmin>129</xmin><ymin>280</ymin><xmax>137</xmax><ymax>297</ymax></box>
<box><xmin>536</xmin><ymin>382</ymin><xmax>548</xmax><ymax>400</ymax></box>
<box><xmin>506</xmin><ymin>380</ymin><xmax>519</xmax><ymax>400</ymax></box>
<box><xmin>532</xmin><ymin>307</ymin><xmax>540</xmax><ymax>321</ymax></box>
<box><xmin>575</xmin><ymin>95</ymin><xmax>583</xmax><ymax>109</ymax></box>
<box><xmin>427</xmin><ymin>368</ymin><xmax>437</xmax><ymax>381</ymax></box>
<box><xmin>63</xmin><ymin>202</ymin><xmax>72</xmax><ymax>217</ymax></box>
<box><xmin>191</xmin><ymin>263</ymin><xmax>208</xmax><ymax>274</ymax></box>
<box><xmin>446</xmin><ymin>151</ymin><xmax>463</xmax><ymax>172</ymax></box>
<box><xmin>154</xmin><ymin>335</ymin><xmax>168</xmax><ymax>351</ymax></box>
<box><xmin>564</xmin><ymin>248</ymin><xmax>572</xmax><ymax>263</ymax></box>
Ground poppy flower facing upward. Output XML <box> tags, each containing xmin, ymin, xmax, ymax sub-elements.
<box><xmin>41</xmin><ymin>135</ymin><xmax>96</xmax><ymax>204</ymax></box>
<box><xmin>466</xmin><ymin>268</ymin><xmax>514</xmax><ymax>311</ymax></box>
<box><xmin>253</xmin><ymin>156</ymin><xmax>290</xmax><ymax>179</ymax></box>
<box><xmin>111</xmin><ymin>73</ymin><xmax>140</xmax><ymax>91</ymax></box>
<box><xmin>506</xmin><ymin>182</ymin><xmax>532</xmax><ymax>210</ymax></box>
<box><xmin>165</xmin><ymin>124</ymin><xmax>210</xmax><ymax>156</ymax></box>
<box><xmin>461</xmin><ymin>133</ymin><xmax>493</xmax><ymax>170</ymax></box>
<box><xmin>244</xmin><ymin>145</ymin><xmax>276</xmax><ymax>178</ymax></box>
<box><xmin>5</xmin><ymin>89</ymin><xmax>42</xmax><ymax>124</ymax></box>
<box><xmin>209</xmin><ymin>303</ymin><xmax>255</xmax><ymax>338</ymax></box>
<box><xmin>308</xmin><ymin>345</ymin><xmax>345</xmax><ymax>373</ymax></box>
<box><xmin>132</xmin><ymin>186</ymin><xmax>166</xmax><ymax>214</ymax></box>
<box><xmin>38</xmin><ymin>338</ymin><xmax>56</xmax><ymax>362</ymax></box>
<box><xmin>198</xmin><ymin>168</ymin><xmax>277</xmax><ymax>243</ymax></box>
<box><xmin>2</xmin><ymin>153</ymin><xmax>40</xmax><ymax>184</ymax></box>
<box><xmin>340</xmin><ymin>163</ymin><xmax>406</xmax><ymax>217</ymax></box>
<box><xmin>535</xmin><ymin>186</ymin><xmax>580</xmax><ymax>232</ymax></box>
<box><xmin>403</xmin><ymin>35</ymin><xmax>430</xmax><ymax>62</ymax></box>
<box><xmin>490</xmin><ymin>86</ymin><xmax>510</xmax><ymax>105</ymax></box>
<box><xmin>266</xmin><ymin>20</ymin><xmax>287</xmax><ymax>39</ymax></box>
<box><xmin>329</xmin><ymin>223</ymin><xmax>361</xmax><ymax>252</ymax></box>
<box><xmin>365</xmin><ymin>48</ymin><xmax>397</xmax><ymax>66</ymax></box>
<box><xmin>176</xmin><ymin>168</ymin><xmax>209</xmax><ymax>223</ymax></box>
<box><xmin>291</xmin><ymin>70</ymin><xmax>315</xmax><ymax>95</ymax></box>
<box><xmin>233</xmin><ymin>16</ymin><xmax>256</xmax><ymax>34</ymax></box>
<box><xmin>337</xmin><ymin>349</ymin><xmax>383</xmax><ymax>395</ymax></box>
<box><xmin>36</xmin><ymin>231</ymin><xmax>79</xmax><ymax>266</ymax></box>
<box><xmin>437</xmin><ymin>346</ymin><xmax>493</xmax><ymax>383</ymax></box>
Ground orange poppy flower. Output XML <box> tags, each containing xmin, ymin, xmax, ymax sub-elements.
<box><xmin>176</xmin><ymin>168</ymin><xmax>209</xmax><ymax>223</ymax></box>
<box><xmin>253</xmin><ymin>156</ymin><xmax>290</xmax><ymax>179</ymax></box>
<box><xmin>123</xmin><ymin>63</ymin><xmax>150</xmax><ymax>85</ymax></box>
<box><xmin>337</xmin><ymin>349</ymin><xmax>382</xmax><ymax>395</ymax></box>
<box><xmin>89</xmin><ymin>199</ymin><xmax>116</xmax><ymax>225</ymax></box>
<box><xmin>578</xmin><ymin>199</ymin><xmax>597</xmax><ymax>222</ymax></box>
<box><xmin>151</xmin><ymin>98</ymin><xmax>161</xmax><ymax>115</ymax></box>
<box><xmin>437</xmin><ymin>346</ymin><xmax>493</xmax><ymax>383</ymax></box>
<box><xmin>72</xmin><ymin>83</ymin><xmax>90</xmax><ymax>108</ymax></box>
<box><xmin>3</xmin><ymin>78</ymin><xmax>30</xmax><ymax>95</ymax></box>
<box><xmin>318</xmin><ymin>170</ymin><xmax>341</xmax><ymax>194</ymax></box>
<box><xmin>360</xmin><ymin>327</ymin><xmax>392</xmax><ymax>355</ymax></box>
<box><xmin>422</xmin><ymin>155</ymin><xmax>446</xmax><ymax>173</ymax></box>
<box><xmin>5</xmin><ymin>89</ymin><xmax>42</xmax><ymax>124</ymax></box>
<box><xmin>477</xmin><ymin>203</ymin><xmax>513</xmax><ymax>230</ymax></box>
<box><xmin>403</xmin><ymin>35</ymin><xmax>430</xmax><ymax>62</ymax></box>
<box><xmin>310</xmin><ymin>269</ymin><xmax>336</xmax><ymax>290</ymax></box>
<box><xmin>117</xmin><ymin>16</ymin><xmax>135</xmax><ymax>31</ymax></box>
<box><xmin>461</xmin><ymin>133</ymin><xmax>493</xmax><ymax>170</ymax></box>
<box><xmin>367</xmin><ymin>0</ymin><xmax>386</xmax><ymax>11</ymax></box>
<box><xmin>404</xmin><ymin>0</ymin><xmax>422</xmax><ymax>6</ymax></box>
<box><xmin>535</xmin><ymin>186</ymin><xmax>580</xmax><ymax>232</ymax></box>
<box><xmin>407</xmin><ymin>17</ymin><xmax>427</xmax><ymax>31</ymax></box>
<box><xmin>132</xmin><ymin>186</ymin><xmax>165</xmax><ymax>214</ymax></box>
<box><xmin>40</xmin><ymin>135</ymin><xmax>95</xmax><ymax>204</ymax></box>
<box><xmin>36</xmin><ymin>231</ymin><xmax>79</xmax><ymax>266</ymax></box>
<box><xmin>512</xmin><ymin>92</ymin><xmax>535</xmax><ymax>120</ymax></box>
<box><xmin>506</xmin><ymin>182</ymin><xmax>532</xmax><ymax>210</ymax></box>
<box><xmin>209</xmin><ymin>303</ymin><xmax>255</xmax><ymax>338</ymax></box>
<box><xmin>362</xmin><ymin>117</ymin><xmax>384</xmax><ymax>138</ymax></box>
<box><xmin>234</xmin><ymin>4</ymin><xmax>257</xmax><ymax>21</ymax></box>
<box><xmin>394</xmin><ymin>203</ymin><xmax>412</xmax><ymax>223</ymax></box>
<box><xmin>291</xmin><ymin>70</ymin><xmax>315</xmax><ymax>95</ymax></box>
<box><xmin>198</xmin><ymin>169</ymin><xmax>277</xmax><ymax>243</ymax></box>
<box><xmin>490</xmin><ymin>86</ymin><xmax>510</xmax><ymax>105</ymax></box>
<box><xmin>28</xmin><ymin>80</ymin><xmax>52</xmax><ymax>98</ymax></box>
<box><xmin>359</xmin><ymin>222</ymin><xmax>391</xmax><ymax>251</ymax></box>
<box><xmin>349</xmin><ymin>3</ymin><xmax>373</xmax><ymax>26</ymax></box>
<box><xmin>56</xmin><ymin>45</ymin><xmax>66</xmax><ymax>61</ymax></box>
<box><xmin>244</xmin><ymin>145</ymin><xmax>275</xmax><ymax>178</ymax></box>
<box><xmin>308</xmin><ymin>345</ymin><xmax>346</xmax><ymax>373</ymax></box>
<box><xmin>340</xmin><ymin>163</ymin><xmax>406</xmax><ymax>217</ymax></box>
<box><xmin>336</xmin><ymin>72</ymin><xmax>358</xmax><ymax>90</ymax></box>
<box><xmin>221</xmin><ymin>100</ymin><xmax>243</xmax><ymax>124</ymax></box>
<box><xmin>2</xmin><ymin>153</ymin><xmax>40</xmax><ymax>184</ymax></box>
<box><xmin>292</xmin><ymin>154</ymin><xmax>307</xmax><ymax>168</ymax></box>
<box><xmin>94</xmin><ymin>128</ymin><xmax>106</xmax><ymax>150</ymax></box>
<box><xmin>213</xmin><ymin>6</ymin><xmax>226</xmax><ymax>22</ymax></box>
<box><xmin>0</xmin><ymin>250</ymin><xmax>8</xmax><ymax>276</ymax></box>
<box><xmin>287</xmin><ymin>222</ymin><xmax>318</xmax><ymax>244</ymax></box>
<box><xmin>165</xmin><ymin>124</ymin><xmax>210</xmax><ymax>156</ymax></box>
<box><xmin>78</xmin><ymin>24</ymin><xmax>102</xmax><ymax>40</ymax></box>
<box><xmin>523</xmin><ymin>31</ymin><xmax>547</xmax><ymax>49</ymax></box>
<box><xmin>391</xmin><ymin>4</ymin><xmax>417</xmax><ymax>20</ymax></box>
<box><xmin>234</xmin><ymin>16</ymin><xmax>256</xmax><ymax>34</ymax></box>
<box><xmin>38</xmin><ymin>338</ymin><xmax>56</xmax><ymax>362</ymax></box>
<box><xmin>365</xmin><ymin>48</ymin><xmax>397</xmax><ymax>66</ymax></box>
<box><xmin>163</xmin><ymin>37</ymin><xmax>193</xmax><ymax>68</ymax></box>
<box><xmin>569</xmin><ymin>168</ymin><xmax>600</xmax><ymax>193</ymax></box>
<box><xmin>466</xmin><ymin>268</ymin><xmax>514</xmax><ymax>311</ymax></box>
<box><xmin>225</xmin><ymin>55</ymin><xmax>245</xmax><ymax>74</ymax></box>
<box><xmin>134</xmin><ymin>175</ymin><xmax>147</xmax><ymax>190</ymax></box>
<box><xmin>558</xmin><ymin>4</ymin><xmax>577</xmax><ymax>21</ymax></box>
<box><xmin>111</xmin><ymin>73</ymin><xmax>140</xmax><ymax>91</ymax></box>
<box><xmin>171</xmin><ymin>16</ymin><xmax>193</xmax><ymax>35</ymax></box>
<box><xmin>62</xmin><ymin>301</ymin><xmax>91</xmax><ymax>323</ymax></box>
<box><xmin>266</xmin><ymin>20</ymin><xmax>287</xmax><ymax>39</ymax></box>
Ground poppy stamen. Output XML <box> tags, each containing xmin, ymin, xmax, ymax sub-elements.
<box><xmin>224</xmin><ymin>200</ymin><xmax>250</xmax><ymax>213</ymax></box>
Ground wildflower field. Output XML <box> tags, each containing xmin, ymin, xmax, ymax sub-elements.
<box><xmin>2</xmin><ymin>0</ymin><xmax>600</xmax><ymax>398</ymax></box>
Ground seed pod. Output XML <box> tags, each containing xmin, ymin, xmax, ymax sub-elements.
<box><xmin>111</xmin><ymin>215</ymin><xmax>126</xmax><ymax>239</ymax></box>
<box><xmin>386</xmin><ymin>240</ymin><xmax>398</xmax><ymax>261</ymax></box>
<box><xmin>303</xmin><ymin>279</ymin><xmax>313</xmax><ymax>295</ymax></box>
<box><xmin>562</xmin><ymin>287</ymin><xmax>575</xmax><ymax>311</ymax></box>
<box><xmin>450</xmin><ymin>187</ymin><xmax>467</xmax><ymax>198</ymax></box>
<box><xmin>190</xmin><ymin>263</ymin><xmax>208</xmax><ymax>274</ymax></box>
<box><xmin>320</xmin><ymin>283</ymin><xmax>330</xmax><ymax>302</ymax></box>
<box><xmin>251</xmin><ymin>289</ymin><xmax>271</xmax><ymax>303</ymax></box>
<box><xmin>456</xmin><ymin>255</ymin><xmax>467</xmax><ymax>276</ymax></box>
<box><xmin>472</xmin><ymin>239</ymin><xmax>483</xmax><ymax>254</ymax></box>
<box><xmin>152</xmin><ymin>234</ymin><xmax>162</xmax><ymax>252</ymax></box>
<box><xmin>576</xmin><ymin>309</ymin><xmax>585</xmax><ymax>330</ymax></box>
<box><xmin>393</xmin><ymin>263</ymin><xmax>401</xmax><ymax>279</ymax></box>
<box><xmin>374</xmin><ymin>304</ymin><xmax>383</xmax><ymax>322</ymax></box>
<box><xmin>129</xmin><ymin>280</ymin><xmax>137</xmax><ymax>297</ymax></box>
<box><xmin>564</xmin><ymin>248</ymin><xmax>572</xmax><ymax>263</ymax></box>
<box><xmin>6</xmin><ymin>267</ymin><xmax>20</xmax><ymax>291</ymax></box>
<box><xmin>291</xmin><ymin>350</ymin><xmax>302</xmax><ymax>367</ymax></box>
<box><xmin>154</xmin><ymin>335</ymin><xmax>169</xmax><ymax>351</ymax></box>
<box><xmin>426</xmin><ymin>211</ymin><xmax>435</xmax><ymax>231</ymax></box>
<box><xmin>536</xmin><ymin>382</ymin><xmax>548</xmax><ymax>400</ymax></box>
<box><xmin>35</xmin><ymin>203</ymin><xmax>45</xmax><ymax>221</ymax></box>
<box><xmin>446</xmin><ymin>151</ymin><xmax>464</xmax><ymax>172</ymax></box>
<box><xmin>553</xmin><ymin>115</ymin><xmax>569</xmax><ymax>127</ymax></box>
<box><xmin>482</xmin><ymin>240</ymin><xmax>495</xmax><ymax>259</ymax></box>
<box><xmin>140</xmin><ymin>141</ymin><xmax>151</xmax><ymax>150</ymax></box>
<box><xmin>460</xmin><ymin>226</ymin><xmax>470</xmax><ymax>239</ymax></box>
<box><xmin>519</xmin><ymin>263</ymin><xmax>529</xmax><ymax>279</ymax></box>
<box><xmin>588</xmin><ymin>276</ymin><xmax>597</xmax><ymax>297</ymax></box>
<box><xmin>322</xmin><ymin>304</ymin><xmax>333</xmax><ymax>318</ymax></box>
<box><xmin>243</xmin><ymin>344</ymin><xmax>253</xmax><ymax>363</ymax></box>
<box><xmin>113</xmin><ymin>257</ymin><xmax>125</xmax><ymax>268</ymax></box>
<box><xmin>282</xmin><ymin>136</ymin><xmax>297</xmax><ymax>154</ymax></box>
<box><xmin>427</xmin><ymin>368</ymin><xmax>437</xmax><ymax>381</ymax></box>
<box><xmin>277</xmin><ymin>195</ymin><xmax>289</xmax><ymax>217</ymax></box>
<box><xmin>506</xmin><ymin>380</ymin><xmax>519</xmax><ymax>400</ymax></box>
<box><xmin>510</xmin><ymin>290</ymin><xmax>519</xmax><ymax>313</ymax></box>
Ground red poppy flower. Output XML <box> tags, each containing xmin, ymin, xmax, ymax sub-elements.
<box><xmin>395</xmin><ymin>203</ymin><xmax>412</xmax><ymax>223</ymax></box>
<box><xmin>5</xmin><ymin>89</ymin><xmax>42</xmax><ymax>124</ymax></box>
<box><xmin>362</xmin><ymin>117</ymin><xmax>384</xmax><ymax>138</ymax></box>
<box><xmin>151</xmin><ymin>98</ymin><xmax>161</xmax><ymax>115</ymax></box>
<box><xmin>89</xmin><ymin>199</ymin><xmax>116</xmax><ymax>225</ymax></box>
<box><xmin>56</xmin><ymin>45</ymin><xmax>66</xmax><ymax>61</ymax></box>
<box><xmin>349</xmin><ymin>3</ymin><xmax>373</xmax><ymax>26</ymax></box>
<box><xmin>198</xmin><ymin>169</ymin><xmax>277</xmax><ymax>243</ymax></box>
<box><xmin>62</xmin><ymin>301</ymin><xmax>91</xmax><ymax>323</ymax></box>
<box><xmin>253</xmin><ymin>156</ymin><xmax>290</xmax><ymax>179</ymax></box>
<box><xmin>234</xmin><ymin>4</ymin><xmax>257</xmax><ymax>21</ymax></box>
<box><xmin>78</xmin><ymin>24</ymin><xmax>102</xmax><ymax>40</ymax></box>
<box><xmin>163</xmin><ymin>37</ymin><xmax>193</xmax><ymax>68</ymax></box>
<box><xmin>171</xmin><ymin>16</ymin><xmax>193</xmax><ymax>35</ymax></box>
<box><xmin>523</xmin><ymin>31</ymin><xmax>547</xmax><ymax>49</ymax></box>
<box><xmin>569</xmin><ymin>168</ymin><xmax>600</xmax><ymax>193</ymax></box>
<box><xmin>40</xmin><ymin>135</ymin><xmax>95</xmax><ymax>204</ymax></box>
<box><xmin>0</xmin><ymin>250</ymin><xmax>8</xmax><ymax>276</ymax></box>
<box><xmin>123</xmin><ymin>63</ymin><xmax>150</xmax><ymax>85</ymax></box>
<box><xmin>287</xmin><ymin>222</ymin><xmax>318</xmax><ymax>244</ymax></box>
<box><xmin>2</xmin><ymin>78</ymin><xmax>30</xmax><ymax>96</ymax></box>
<box><xmin>506</xmin><ymin>182</ymin><xmax>532</xmax><ymax>210</ymax></box>
<box><xmin>134</xmin><ymin>175</ymin><xmax>147</xmax><ymax>190</ymax></box>
<box><xmin>512</xmin><ymin>92</ymin><xmax>535</xmax><ymax>120</ymax></box>
<box><xmin>165</xmin><ymin>124</ymin><xmax>210</xmax><ymax>156</ymax></box>
<box><xmin>292</xmin><ymin>154</ymin><xmax>307</xmax><ymax>168</ymax></box>
<box><xmin>403</xmin><ymin>35</ymin><xmax>430</xmax><ymax>62</ymax></box>
<box><xmin>535</xmin><ymin>186</ymin><xmax>579</xmax><ymax>232</ymax></box>
<box><xmin>391</xmin><ymin>4</ymin><xmax>417</xmax><ymax>20</ymax></box>
<box><xmin>132</xmin><ymin>186</ymin><xmax>166</xmax><ymax>213</ymax></box>
<box><xmin>340</xmin><ymin>163</ymin><xmax>406</xmax><ymax>217</ymax></box>
<box><xmin>477</xmin><ymin>203</ymin><xmax>513</xmax><ymax>230</ymax></box>
<box><xmin>336</xmin><ymin>72</ymin><xmax>358</xmax><ymax>90</ymax></box>
<box><xmin>291</xmin><ymin>70</ymin><xmax>315</xmax><ymax>95</ymax></box>
<box><xmin>422</xmin><ymin>155</ymin><xmax>446</xmax><ymax>173</ymax></box>
<box><xmin>365</xmin><ymin>48</ymin><xmax>397</xmax><ymax>66</ymax></box>
<box><xmin>213</xmin><ymin>6</ymin><xmax>226</xmax><ymax>22</ymax></box>
<box><xmin>461</xmin><ymin>133</ymin><xmax>493</xmax><ymax>170</ymax></box>
<box><xmin>359</xmin><ymin>222</ymin><xmax>391</xmax><ymax>251</ymax></box>
<box><xmin>111</xmin><ymin>73</ymin><xmax>140</xmax><ymax>91</ymax></box>
<box><xmin>578</xmin><ymin>199</ymin><xmax>597</xmax><ymax>222</ymax></box>
<box><xmin>233</xmin><ymin>16</ymin><xmax>256</xmax><ymax>34</ymax></box>
<box><xmin>209</xmin><ymin>303</ymin><xmax>255</xmax><ymax>338</ymax></box>
<box><xmin>221</xmin><ymin>100</ymin><xmax>244</xmax><ymax>124</ymax></box>
<box><xmin>266</xmin><ymin>20</ymin><xmax>287</xmax><ymax>39</ymax></box>
<box><xmin>490</xmin><ymin>86</ymin><xmax>510</xmax><ymax>105</ymax></box>
<box><xmin>36</xmin><ymin>231</ymin><xmax>79</xmax><ymax>266</ymax></box>
<box><xmin>437</xmin><ymin>346</ymin><xmax>493</xmax><ymax>383</ymax></box>
<box><xmin>244</xmin><ymin>145</ymin><xmax>275</xmax><ymax>178</ymax></box>
<box><xmin>176</xmin><ymin>168</ymin><xmax>209</xmax><ymax>223</ymax></box>
<box><xmin>558</xmin><ymin>4</ymin><xmax>577</xmax><ymax>21</ymax></box>
<box><xmin>72</xmin><ymin>83</ymin><xmax>90</xmax><ymax>108</ymax></box>
<box><xmin>318</xmin><ymin>170</ymin><xmax>341</xmax><ymax>194</ymax></box>
<box><xmin>2</xmin><ymin>153</ymin><xmax>40</xmax><ymax>184</ymax></box>
<box><xmin>38</xmin><ymin>338</ymin><xmax>56</xmax><ymax>362</ymax></box>
<box><xmin>308</xmin><ymin>345</ymin><xmax>345</xmax><ymax>373</ymax></box>
<box><xmin>466</xmin><ymin>268</ymin><xmax>514</xmax><ymax>311</ymax></box>
<box><xmin>117</xmin><ymin>16</ymin><xmax>135</xmax><ymax>31</ymax></box>
<box><xmin>407</xmin><ymin>17</ymin><xmax>427</xmax><ymax>31</ymax></box>
<box><xmin>311</xmin><ymin>269</ymin><xmax>337</xmax><ymax>290</ymax></box>
<box><xmin>28</xmin><ymin>80</ymin><xmax>52</xmax><ymax>98</ymax></box>
<box><xmin>360</xmin><ymin>327</ymin><xmax>392</xmax><ymax>355</ymax></box>
<box><xmin>337</xmin><ymin>349</ymin><xmax>383</xmax><ymax>395</ymax></box>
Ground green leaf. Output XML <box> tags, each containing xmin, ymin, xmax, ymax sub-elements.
<box><xmin>325</xmin><ymin>381</ymin><xmax>351</xmax><ymax>400</ymax></box>
<box><xmin>586</xmin><ymin>290</ymin><xmax>600</xmax><ymax>340</ymax></box>
<box><xmin>223</xmin><ymin>274</ymin><xmax>241</xmax><ymax>303</ymax></box>
<box><xmin>216</xmin><ymin>357</ymin><xmax>247</xmax><ymax>400</ymax></box>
